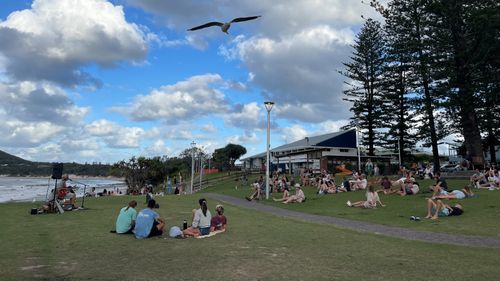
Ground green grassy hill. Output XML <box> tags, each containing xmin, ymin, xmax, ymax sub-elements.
<box><xmin>0</xmin><ymin>149</ymin><xmax>30</xmax><ymax>165</ymax></box>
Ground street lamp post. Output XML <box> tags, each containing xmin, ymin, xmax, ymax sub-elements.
<box><xmin>398</xmin><ymin>139</ymin><xmax>402</xmax><ymax>167</ymax></box>
<box><xmin>264</xmin><ymin>101</ymin><xmax>274</xmax><ymax>200</ymax></box>
<box><xmin>356</xmin><ymin>124</ymin><xmax>361</xmax><ymax>173</ymax></box>
<box><xmin>190</xmin><ymin>141</ymin><xmax>196</xmax><ymax>194</ymax></box>
<box><xmin>199</xmin><ymin>147</ymin><xmax>204</xmax><ymax>190</ymax></box>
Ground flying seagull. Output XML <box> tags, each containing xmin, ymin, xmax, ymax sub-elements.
<box><xmin>187</xmin><ymin>16</ymin><xmax>261</xmax><ymax>34</ymax></box>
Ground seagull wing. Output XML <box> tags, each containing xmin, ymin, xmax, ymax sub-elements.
<box><xmin>230</xmin><ymin>16</ymin><xmax>261</xmax><ymax>23</ymax></box>
<box><xmin>187</xmin><ymin>22</ymin><xmax>224</xmax><ymax>31</ymax></box>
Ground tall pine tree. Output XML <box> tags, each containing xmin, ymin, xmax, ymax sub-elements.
<box><xmin>428</xmin><ymin>0</ymin><xmax>498</xmax><ymax>166</ymax></box>
<box><xmin>374</xmin><ymin>0</ymin><xmax>447</xmax><ymax>172</ymax></box>
<box><xmin>341</xmin><ymin>18</ymin><xmax>387</xmax><ymax>156</ymax></box>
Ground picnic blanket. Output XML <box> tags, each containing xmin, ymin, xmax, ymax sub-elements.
<box><xmin>195</xmin><ymin>229</ymin><xmax>225</xmax><ymax>239</ymax></box>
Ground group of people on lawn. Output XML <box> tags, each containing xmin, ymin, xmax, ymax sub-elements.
<box><xmin>245</xmin><ymin>175</ymin><xmax>305</xmax><ymax>204</ymax></box>
<box><xmin>245</xmin><ymin>163</ymin><xmax>499</xmax><ymax>221</ymax></box>
<box><xmin>114</xmin><ymin>198</ymin><xmax>227</xmax><ymax>239</ymax></box>
<box><xmin>344</xmin><ymin>169</ymin><xmax>473</xmax><ymax>220</ymax></box>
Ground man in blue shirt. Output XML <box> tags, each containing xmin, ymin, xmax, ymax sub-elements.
<box><xmin>134</xmin><ymin>199</ymin><xmax>165</xmax><ymax>239</ymax></box>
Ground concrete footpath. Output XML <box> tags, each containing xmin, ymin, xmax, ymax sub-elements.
<box><xmin>205</xmin><ymin>193</ymin><xmax>500</xmax><ymax>249</ymax></box>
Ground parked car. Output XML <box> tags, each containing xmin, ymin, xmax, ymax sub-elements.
<box><xmin>440</xmin><ymin>163</ymin><xmax>462</xmax><ymax>172</ymax></box>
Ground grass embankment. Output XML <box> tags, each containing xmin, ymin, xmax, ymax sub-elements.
<box><xmin>205</xmin><ymin>176</ymin><xmax>500</xmax><ymax>237</ymax></box>
<box><xmin>1</xmin><ymin>193</ymin><xmax>500</xmax><ymax>280</ymax></box>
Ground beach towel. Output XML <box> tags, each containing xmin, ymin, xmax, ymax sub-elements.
<box><xmin>195</xmin><ymin>229</ymin><xmax>225</xmax><ymax>239</ymax></box>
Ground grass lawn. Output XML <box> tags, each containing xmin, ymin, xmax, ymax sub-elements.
<box><xmin>205</xmin><ymin>175</ymin><xmax>500</xmax><ymax>237</ymax></box>
<box><xmin>1</xmin><ymin>194</ymin><xmax>500</xmax><ymax>280</ymax></box>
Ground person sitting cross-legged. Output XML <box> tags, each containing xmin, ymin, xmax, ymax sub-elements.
<box><xmin>183</xmin><ymin>198</ymin><xmax>212</xmax><ymax>237</ymax></box>
<box><xmin>273</xmin><ymin>186</ymin><xmax>291</xmax><ymax>202</ymax></box>
<box><xmin>425</xmin><ymin>198</ymin><xmax>464</xmax><ymax>220</ymax></box>
<box><xmin>210</xmin><ymin>204</ymin><xmax>227</xmax><ymax>233</ymax></box>
<box><xmin>134</xmin><ymin>199</ymin><xmax>165</xmax><ymax>239</ymax></box>
<box><xmin>115</xmin><ymin>200</ymin><xmax>138</xmax><ymax>234</ymax></box>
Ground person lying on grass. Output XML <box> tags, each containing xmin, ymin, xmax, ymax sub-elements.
<box><xmin>183</xmin><ymin>198</ymin><xmax>212</xmax><ymax>237</ymax></box>
<box><xmin>425</xmin><ymin>198</ymin><xmax>463</xmax><ymax>220</ymax></box>
<box><xmin>134</xmin><ymin>199</ymin><xmax>165</xmax><ymax>239</ymax></box>
<box><xmin>210</xmin><ymin>204</ymin><xmax>227</xmax><ymax>233</ymax></box>
<box><xmin>273</xmin><ymin>186</ymin><xmax>290</xmax><ymax>202</ymax></box>
<box><xmin>347</xmin><ymin>185</ymin><xmax>385</xmax><ymax>208</ymax></box>
<box><xmin>115</xmin><ymin>200</ymin><xmax>137</xmax><ymax>234</ymax></box>
<box><xmin>432</xmin><ymin>185</ymin><xmax>474</xmax><ymax>200</ymax></box>
<box><xmin>396</xmin><ymin>182</ymin><xmax>420</xmax><ymax>196</ymax></box>
<box><xmin>283</xmin><ymin>184</ymin><xmax>305</xmax><ymax>204</ymax></box>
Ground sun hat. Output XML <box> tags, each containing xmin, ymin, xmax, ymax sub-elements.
<box><xmin>294</xmin><ymin>183</ymin><xmax>301</xmax><ymax>188</ymax></box>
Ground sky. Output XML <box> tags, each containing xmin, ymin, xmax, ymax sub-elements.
<box><xmin>0</xmin><ymin>0</ymin><xmax>422</xmax><ymax>164</ymax></box>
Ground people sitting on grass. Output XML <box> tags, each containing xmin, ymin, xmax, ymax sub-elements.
<box><xmin>273</xmin><ymin>186</ymin><xmax>291</xmax><ymax>202</ymax></box>
<box><xmin>347</xmin><ymin>185</ymin><xmax>385</xmax><ymax>208</ymax></box>
<box><xmin>377</xmin><ymin>176</ymin><xmax>394</xmax><ymax>194</ymax></box>
<box><xmin>115</xmin><ymin>200</ymin><xmax>137</xmax><ymax>234</ymax></box>
<box><xmin>349</xmin><ymin>174</ymin><xmax>368</xmax><ymax>191</ymax></box>
<box><xmin>283</xmin><ymin>184</ymin><xmax>306</xmax><ymax>204</ymax></box>
<box><xmin>432</xmin><ymin>185</ymin><xmax>474</xmax><ymax>200</ymax></box>
<box><xmin>425</xmin><ymin>198</ymin><xmax>464</xmax><ymax>220</ymax></box>
<box><xmin>475</xmin><ymin>169</ymin><xmax>500</xmax><ymax>190</ymax></box>
<box><xmin>422</xmin><ymin>164</ymin><xmax>433</xmax><ymax>179</ymax></box>
<box><xmin>391</xmin><ymin>171</ymin><xmax>415</xmax><ymax>189</ymax></box>
<box><xmin>210</xmin><ymin>204</ymin><xmax>227</xmax><ymax>232</ymax></box>
<box><xmin>134</xmin><ymin>199</ymin><xmax>165</xmax><ymax>239</ymax></box>
<box><xmin>183</xmin><ymin>198</ymin><xmax>212</xmax><ymax>237</ymax></box>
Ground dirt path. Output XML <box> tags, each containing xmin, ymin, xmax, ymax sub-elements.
<box><xmin>206</xmin><ymin>193</ymin><xmax>500</xmax><ymax>249</ymax></box>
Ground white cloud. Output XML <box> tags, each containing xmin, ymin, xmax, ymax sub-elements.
<box><xmin>112</xmin><ymin>74</ymin><xmax>229</xmax><ymax>122</ymax></box>
<box><xmin>223</xmin><ymin>102</ymin><xmax>264</xmax><ymax>129</ymax></box>
<box><xmin>143</xmin><ymin>140</ymin><xmax>172</xmax><ymax>157</ymax></box>
<box><xmin>201</xmin><ymin>124</ymin><xmax>218</xmax><ymax>133</ymax></box>
<box><xmin>125</xmin><ymin>1</ymin><xmax>380</xmax><ymax>123</ymax></box>
<box><xmin>0</xmin><ymin>81</ymin><xmax>89</xmax><ymax>147</ymax></box>
<box><xmin>85</xmin><ymin>119</ymin><xmax>146</xmax><ymax>148</ymax></box>
<box><xmin>280</xmin><ymin>124</ymin><xmax>308</xmax><ymax>143</ymax></box>
<box><xmin>0</xmin><ymin>118</ymin><xmax>65</xmax><ymax>147</ymax></box>
<box><xmin>127</xmin><ymin>0</ymin><xmax>379</xmax><ymax>37</ymax></box>
<box><xmin>220</xmin><ymin>25</ymin><xmax>354</xmax><ymax>122</ymax></box>
<box><xmin>0</xmin><ymin>0</ymin><xmax>148</xmax><ymax>87</ymax></box>
<box><xmin>226</xmin><ymin>131</ymin><xmax>260</xmax><ymax>145</ymax></box>
<box><xmin>0</xmin><ymin>81</ymin><xmax>89</xmax><ymax>125</ymax></box>
<box><xmin>316</xmin><ymin>120</ymin><xmax>349</xmax><ymax>134</ymax></box>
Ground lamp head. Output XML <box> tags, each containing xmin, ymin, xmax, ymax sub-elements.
<box><xmin>264</xmin><ymin>101</ymin><xmax>274</xmax><ymax>112</ymax></box>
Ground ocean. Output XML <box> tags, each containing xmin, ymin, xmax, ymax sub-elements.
<box><xmin>0</xmin><ymin>176</ymin><xmax>127</xmax><ymax>203</ymax></box>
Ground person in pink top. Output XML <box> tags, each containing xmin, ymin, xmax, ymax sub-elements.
<box><xmin>210</xmin><ymin>204</ymin><xmax>227</xmax><ymax>232</ymax></box>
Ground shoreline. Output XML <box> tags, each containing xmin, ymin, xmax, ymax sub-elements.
<box><xmin>0</xmin><ymin>175</ymin><xmax>125</xmax><ymax>181</ymax></box>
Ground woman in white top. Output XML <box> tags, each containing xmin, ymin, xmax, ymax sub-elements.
<box><xmin>347</xmin><ymin>185</ymin><xmax>385</xmax><ymax>208</ymax></box>
<box><xmin>183</xmin><ymin>198</ymin><xmax>212</xmax><ymax>237</ymax></box>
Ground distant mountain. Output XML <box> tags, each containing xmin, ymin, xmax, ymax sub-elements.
<box><xmin>0</xmin><ymin>149</ymin><xmax>113</xmax><ymax>177</ymax></box>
